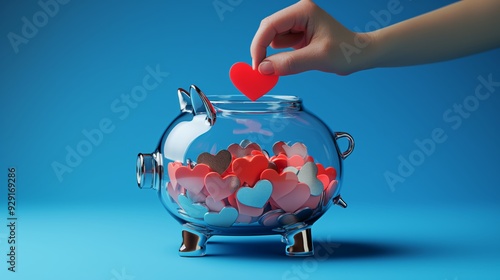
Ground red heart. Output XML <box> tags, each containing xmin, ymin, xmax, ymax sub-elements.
<box><xmin>270</xmin><ymin>154</ymin><xmax>288</xmax><ymax>172</ymax></box>
<box><xmin>232</xmin><ymin>154</ymin><xmax>269</xmax><ymax>186</ymax></box>
<box><xmin>229</xmin><ymin>62</ymin><xmax>279</xmax><ymax>101</ymax></box>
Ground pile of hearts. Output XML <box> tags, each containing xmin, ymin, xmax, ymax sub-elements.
<box><xmin>167</xmin><ymin>141</ymin><xmax>338</xmax><ymax>228</ymax></box>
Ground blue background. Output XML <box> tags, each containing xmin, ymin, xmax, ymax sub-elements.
<box><xmin>1</xmin><ymin>0</ymin><xmax>499</xmax><ymax>279</ymax></box>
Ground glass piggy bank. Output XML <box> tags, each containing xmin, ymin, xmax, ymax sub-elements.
<box><xmin>136</xmin><ymin>85</ymin><xmax>354</xmax><ymax>257</ymax></box>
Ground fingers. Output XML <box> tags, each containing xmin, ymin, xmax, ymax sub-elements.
<box><xmin>270</xmin><ymin>32</ymin><xmax>306</xmax><ymax>49</ymax></box>
<box><xmin>258</xmin><ymin>44</ymin><xmax>324</xmax><ymax>76</ymax></box>
<box><xmin>250</xmin><ymin>1</ymin><xmax>311</xmax><ymax>70</ymax></box>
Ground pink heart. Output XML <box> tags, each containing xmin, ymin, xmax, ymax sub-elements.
<box><xmin>236</xmin><ymin>213</ymin><xmax>254</xmax><ymax>223</ymax></box>
<box><xmin>260</xmin><ymin>169</ymin><xmax>298</xmax><ymax>201</ymax></box>
<box><xmin>282</xmin><ymin>142</ymin><xmax>308</xmax><ymax>159</ymax></box>
<box><xmin>274</xmin><ymin>183</ymin><xmax>310</xmax><ymax>213</ymax></box>
<box><xmin>205</xmin><ymin>196</ymin><xmax>225</xmax><ymax>212</ymax></box>
<box><xmin>229</xmin><ymin>62</ymin><xmax>279</xmax><ymax>101</ymax></box>
<box><xmin>272</xmin><ymin>141</ymin><xmax>287</xmax><ymax>155</ymax></box>
<box><xmin>302</xmin><ymin>195</ymin><xmax>321</xmax><ymax>209</ymax></box>
<box><xmin>204</xmin><ymin>172</ymin><xmax>240</xmax><ymax>201</ymax></box>
<box><xmin>167</xmin><ymin>182</ymin><xmax>182</xmax><ymax>204</ymax></box>
<box><xmin>227</xmin><ymin>142</ymin><xmax>262</xmax><ymax>158</ymax></box>
<box><xmin>175</xmin><ymin>164</ymin><xmax>211</xmax><ymax>195</ymax></box>
<box><xmin>167</xmin><ymin>161</ymin><xmax>183</xmax><ymax>187</ymax></box>
<box><xmin>236</xmin><ymin>203</ymin><xmax>264</xmax><ymax>217</ymax></box>
<box><xmin>324</xmin><ymin>180</ymin><xmax>338</xmax><ymax>206</ymax></box>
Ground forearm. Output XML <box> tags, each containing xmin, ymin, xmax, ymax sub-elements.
<box><xmin>366</xmin><ymin>0</ymin><xmax>500</xmax><ymax>70</ymax></box>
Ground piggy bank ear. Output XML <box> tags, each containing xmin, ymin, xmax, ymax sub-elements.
<box><xmin>177</xmin><ymin>88</ymin><xmax>192</xmax><ymax>113</ymax></box>
<box><xmin>190</xmin><ymin>85</ymin><xmax>216</xmax><ymax>126</ymax></box>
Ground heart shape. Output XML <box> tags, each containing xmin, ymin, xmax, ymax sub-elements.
<box><xmin>273</xmin><ymin>182</ymin><xmax>310</xmax><ymax>213</ymax></box>
<box><xmin>197</xmin><ymin>150</ymin><xmax>232</xmax><ymax>175</ymax></box>
<box><xmin>236</xmin><ymin>179</ymin><xmax>273</xmax><ymax>208</ymax></box>
<box><xmin>297</xmin><ymin>161</ymin><xmax>323</xmax><ymax>196</ymax></box>
<box><xmin>324</xmin><ymin>167</ymin><xmax>337</xmax><ymax>181</ymax></box>
<box><xmin>317</xmin><ymin>174</ymin><xmax>330</xmax><ymax>190</ymax></box>
<box><xmin>204</xmin><ymin>172</ymin><xmax>240</xmax><ymax>201</ymax></box>
<box><xmin>204</xmin><ymin>207</ymin><xmax>238</xmax><ymax>227</ymax></box>
<box><xmin>324</xmin><ymin>180</ymin><xmax>338</xmax><ymax>205</ymax></box>
<box><xmin>167</xmin><ymin>161</ymin><xmax>183</xmax><ymax>187</ymax></box>
<box><xmin>178</xmin><ymin>194</ymin><xmax>209</xmax><ymax>219</ymax></box>
<box><xmin>175</xmin><ymin>164</ymin><xmax>211</xmax><ymax>195</ymax></box>
<box><xmin>227</xmin><ymin>142</ymin><xmax>262</xmax><ymax>158</ymax></box>
<box><xmin>229</xmin><ymin>62</ymin><xmax>279</xmax><ymax>101</ymax></box>
<box><xmin>270</xmin><ymin>154</ymin><xmax>288</xmax><ymax>172</ymax></box>
<box><xmin>282</xmin><ymin>142</ymin><xmax>308</xmax><ymax>159</ymax></box>
<box><xmin>232</xmin><ymin>154</ymin><xmax>269</xmax><ymax>186</ymax></box>
<box><xmin>260</xmin><ymin>169</ymin><xmax>299</xmax><ymax>201</ymax></box>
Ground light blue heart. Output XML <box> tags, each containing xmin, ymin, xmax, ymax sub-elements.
<box><xmin>204</xmin><ymin>207</ymin><xmax>238</xmax><ymax>227</ymax></box>
<box><xmin>178</xmin><ymin>194</ymin><xmax>208</xmax><ymax>219</ymax></box>
<box><xmin>236</xmin><ymin>179</ymin><xmax>273</xmax><ymax>208</ymax></box>
<box><xmin>298</xmin><ymin>161</ymin><xmax>323</xmax><ymax>196</ymax></box>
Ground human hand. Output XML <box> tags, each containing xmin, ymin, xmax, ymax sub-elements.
<box><xmin>250</xmin><ymin>0</ymin><xmax>374</xmax><ymax>76</ymax></box>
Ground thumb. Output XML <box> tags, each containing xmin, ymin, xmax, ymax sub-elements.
<box><xmin>257</xmin><ymin>47</ymin><xmax>320</xmax><ymax>76</ymax></box>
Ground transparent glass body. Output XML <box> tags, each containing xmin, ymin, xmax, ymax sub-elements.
<box><xmin>136</xmin><ymin>88</ymin><xmax>354</xmax><ymax>256</ymax></box>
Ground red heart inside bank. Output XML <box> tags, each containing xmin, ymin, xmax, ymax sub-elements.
<box><xmin>229</xmin><ymin>62</ymin><xmax>279</xmax><ymax>101</ymax></box>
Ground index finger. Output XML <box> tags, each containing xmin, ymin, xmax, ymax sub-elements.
<box><xmin>250</xmin><ymin>1</ymin><xmax>310</xmax><ymax>69</ymax></box>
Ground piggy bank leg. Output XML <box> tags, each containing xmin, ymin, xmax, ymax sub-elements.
<box><xmin>179</xmin><ymin>229</ymin><xmax>208</xmax><ymax>257</ymax></box>
<box><xmin>284</xmin><ymin>228</ymin><xmax>314</xmax><ymax>257</ymax></box>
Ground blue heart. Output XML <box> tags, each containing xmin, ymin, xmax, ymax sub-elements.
<box><xmin>178</xmin><ymin>194</ymin><xmax>208</xmax><ymax>219</ymax></box>
<box><xmin>236</xmin><ymin>179</ymin><xmax>273</xmax><ymax>208</ymax></box>
<box><xmin>204</xmin><ymin>207</ymin><xmax>238</xmax><ymax>227</ymax></box>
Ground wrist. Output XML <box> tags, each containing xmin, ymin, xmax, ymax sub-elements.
<box><xmin>354</xmin><ymin>31</ymin><xmax>381</xmax><ymax>73</ymax></box>
<box><xmin>336</xmin><ymin>31</ymin><xmax>380</xmax><ymax>75</ymax></box>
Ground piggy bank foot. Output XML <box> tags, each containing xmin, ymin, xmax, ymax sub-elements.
<box><xmin>284</xmin><ymin>228</ymin><xmax>314</xmax><ymax>257</ymax></box>
<box><xmin>179</xmin><ymin>230</ymin><xmax>208</xmax><ymax>257</ymax></box>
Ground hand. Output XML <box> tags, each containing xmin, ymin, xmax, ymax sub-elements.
<box><xmin>250</xmin><ymin>0</ymin><xmax>374</xmax><ymax>76</ymax></box>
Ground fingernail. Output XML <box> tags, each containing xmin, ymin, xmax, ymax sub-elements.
<box><xmin>258</xmin><ymin>61</ymin><xmax>275</xmax><ymax>75</ymax></box>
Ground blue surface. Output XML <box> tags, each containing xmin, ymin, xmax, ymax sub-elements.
<box><xmin>1</xmin><ymin>0</ymin><xmax>500</xmax><ymax>279</ymax></box>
